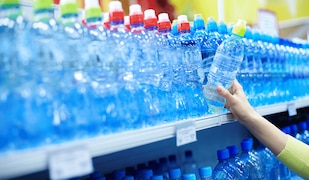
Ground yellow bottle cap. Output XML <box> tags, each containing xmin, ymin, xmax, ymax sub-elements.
<box><xmin>232</xmin><ymin>19</ymin><xmax>246</xmax><ymax>37</ymax></box>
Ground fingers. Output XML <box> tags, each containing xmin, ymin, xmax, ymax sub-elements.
<box><xmin>216</xmin><ymin>85</ymin><xmax>233</xmax><ymax>100</ymax></box>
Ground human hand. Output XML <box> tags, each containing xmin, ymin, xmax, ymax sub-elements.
<box><xmin>216</xmin><ymin>79</ymin><xmax>257</xmax><ymax>124</ymax></box>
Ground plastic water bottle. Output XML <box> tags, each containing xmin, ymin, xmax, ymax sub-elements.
<box><xmin>279</xmin><ymin>127</ymin><xmax>292</xmax><ymax>179</ymax></box>
<box><xmin>177</xmin><ymin>15</ymin><xmax>207</xmax><ymax>118</ymax></box>
<box><xmin>27</xmin><ymin>0</ymin><xmax>63</xmax><ymax>147</ymax></box>
<box><xmin>193</xmin><ymin>14</ymin><xmax>207</xmax><ymax>82</ymax></box>
<box><xmin>239</xmin><ymin>139</ymin><xmax>264</xmax><ymax>179</ymax></box>
<box><xmin>54</xmin><ymin>0</ymin><xmax>91</xmax><ymax>142</ymax></box>
<box><xmin>255</xmin><ymin>143</ymin><xmax>280</xmax><ymax>180</ymax></box>
<box><xmin>200</xmin><ymin>17</ymin><xmax>222</xmax><ymax>84</ymax></box>
<box><xmin>158</xmin><ymin>157</ymin><xmax>169</xmax><ymax>180</ymax></box>
<box><xmin>198</xmin><ymin>167</ymin><xmax>212</xmax><ymax>180</ymax></box>
<box><xmin>0</xmin><ymin>0</ymin><xmax>32</xmax><ymax>151</ymax></box>
<box><xmin>169</xmin><ymin>155</ymin><xmax>180</xmax><ymax>170</ymax></box>
<box><xmin>144</xmin><ymin>9</ymin><xmax>158</xmax><ymax>32</ymax></box>
<box><xmin>227</xmin><ymin>145</ymin><xmax>249</xmax><ymax>179</ymax></box>
<box><xmin>212</xmin><ymin>149</ymin><xmax>241</xmax><ymax>179</ymax></box>
<box><xmin>182</xmin><ymin>174</ymin><xmax>196</xmax><ymax>180</ymax></box>
<box><xmin>158</xmin><ymin>15</ymin><xmax>187</xmax><ymax>121</ymax></box>
<box><xmin>202</xmin><ymin>19</ymin><xmax>246</xmax><ymax>113</ymax></box>
<box><xmin>182</xmin><ymin>150</ymin><xmax>198</xmax><ymax>177</ymax></box>
<box><xmin>169</xmin><ymin>168</ymin><xmax>181</xmax><ymax>180</ymax></box>
<box><xmin>84</xmin><ymin>0</ymin><xmax>116</xmax><ymax>135</ymax></box>
<box><xmin>151</xmin><ymin>175</ymin><xmax>164</xmax><ymax>180</ymax></box>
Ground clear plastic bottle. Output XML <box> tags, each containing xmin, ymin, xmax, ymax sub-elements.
<box><xmin>0</xmin><ymin>0</ymin><xmax>32</xmax><ymax>151</ymax></box>
<box><xmin>177</xmin><ymin>15</ymin><xmax>207</xmax><ymax>118</ymax></box>
<box><xmin>212</xmin><ymin>149</ymin><xmax>241</xmax><ymax>179</ymax></box>
<box><xmin>198</xmin><ymin>166</ymin><xmax>212</xmax><ymax>180</ymax></box>
<box><xmin>226</xmin><ymin>145</ymin><xmax>249</xmax><ymax>179</ymax></box>
<box><xmin>239</xmin><ymin>139</ymin><xmax>265</xmax><ymax>180</ymax></box>
<box><xmin>182</xmin><ymin>150</ymin><xmax>198</xmax><ymax>177</ymax></box>
<box><xmin>27</xmin><ymin>0</ymin><xmax>62</xmax><ymax>148</ymax></box>
<box><xmin>255</xmin><ymin>142</ymin><xmax>280</xmax><ymax>180</ymax></box>
<box><xmin>203</xmin><ymin>19</ymin><xmax>246</xmax><ymax>113</ymax></box>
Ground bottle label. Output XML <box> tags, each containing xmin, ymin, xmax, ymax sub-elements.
<box><xmin>176</xmin><ymin>121</ymin><xmax>197</xmax><ymax>146</ymax></box>
<box><xmin>49</xmin><ymin>146</ymin><xmax>93</xmax><ymax>180</ymax></box>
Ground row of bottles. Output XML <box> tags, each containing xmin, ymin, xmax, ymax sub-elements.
<box><xmin>1</xmin><ymin>0</ymin><xmax>309</xmax><ymax>153</ymax></box>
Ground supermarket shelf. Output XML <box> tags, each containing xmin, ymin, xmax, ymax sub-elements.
<box><xmin>0</xmin><ymin>98</ymin><xmax>309</xmax><ymax>179</ymax></box>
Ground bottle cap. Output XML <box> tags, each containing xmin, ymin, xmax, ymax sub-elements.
<box><xmin>241</xmin><ymin>140</ymin><xmax>252</xmax><ymax>151</ymax></box>
<box><xmin>193</xmin><ymin>14</ymin><xmax>205</xmax><ymax>30</ymax></box>
<box><xmin>141</xmin><ymin>169</ymin><xmax>153</xmax><ymax>179</ymax></box>
<box><xmin>33</xmin><ymin>0</ymin><xmax>53</xmax><ymax>10</ymax></box>
<box><xmin>182</xmin><ymin>174</ymin><xmax>196</xmax><ymax>180</ymax></box>
<box><xmin>217</xmin><ymin>149</ymin><xmax>229</xmax><ymax>160</ymax></box>
<box><xmin>218</xmin><ymin>20</ymin><xmax>227</xmax><ymax>34</ymax></box>
<box><xmin>123</xmin><ymin>176</ymin><xmax>134</xmax><ymax>180</ymax></box>
<box><xmin>199</xmin><ymin>166</ymin><xmax>212</xmax><ymax>178</ymax></box>
<box><xmin>168</xmin><ymin>168</ymin><xmax>181</xmax><ymax>179</ymax></box>
<box><xmin>227</xmin><ymin>145</ymin><xmax>239</xmax><ymax>156</ymax></box>
<box><xmin>232</xmin><ymin>19</ymin><xmax>246</xmax><ymax>37</ymax></box>
<box><xmin>0</xmin><ymin>0</ymin><xmax>20</xmax><ymax>5</ymax></box>
<box><xmin>151</xmin><ymin>175</ymin><xmax>163</xmax><ymax>180</ymax></box>
<box><xmin>129</xmin><ymin>4</ymin><xmax>143</xmax><ymax>25</ymax></box>
<box><xmin>60</xmin><ymin>0</ymin><xmax>78</xmax><ymax>16</ymax></box>
<box><xmin>84</xmin><ymin>0</ymin><xmax>101</xmax><ymax>20</ymax></box>
<box><xmin>109</xmin><ymin>1</ymin><xmax>124</xmax><ymax>22</ymax></box>
<box><xmin>144</xmin><ymin>9</ymin><xmax>157</xmax><ymax>29</ymax></box>
<box><xmin>207</xmin><ymin>17</ymin><xmax>218</xmax><ymax>32</ymax></box>
<box><xmin>177</xmin><ymin>15</ymin><xmax>190</xmax><ymax>32</ymax></box>
<box><xmin>114</xmin><ymin>170</ymin><xmax>126</xmax><ymax>180</ymax></box>
<box><xmin>299</xmin><ymin>122</ymin><xmax>307</xmax><ymax>131</ymax></box>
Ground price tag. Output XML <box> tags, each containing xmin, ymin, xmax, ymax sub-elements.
<box><xmin>49</xmin><ymin>146</ymin><xmax>93</xmax><ymax>180</ymax></box>
<box><xmin>287</xmin><ymin>103</ymin><xmax>297</xmax><ymax>116</ymax></box>
<box><xmin>176</xmin><ymin>121</ymin><xmax>197</xmax><ymax>146</ymax></box>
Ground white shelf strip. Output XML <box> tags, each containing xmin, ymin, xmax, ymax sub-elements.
<box><xmin>0</xmin><ymin>99</ymin><xmax>309</xmax><ymax>179</ymax></box>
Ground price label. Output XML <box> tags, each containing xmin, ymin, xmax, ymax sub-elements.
<box><xmin>176</xmin><ymin>121</ymin><xmax>197</xmax><ymax>146</ymax></box>
<box><xmin>288</xmin><ymin>103</ymin><xmax>297</xmax><ymax>116</ymax></box>
<box><xmin>49</xmin><ymin>147</ymin><xmax>93</xmax><ymax>180</ymax></box>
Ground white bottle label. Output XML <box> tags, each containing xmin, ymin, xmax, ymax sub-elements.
<box><xmin>49</xmin><ymin>146</ymin><xmax>93</xmax><ymax>180</ymax></box>
<box><xmin>287</xmin><ymin>103</ymin><xmax>297</xmax><ymax>116</ymax></box>
<box><xmin>176</xmin><ymin>121</ymin><xmax>197</xmax><ymax>146</ymax></box>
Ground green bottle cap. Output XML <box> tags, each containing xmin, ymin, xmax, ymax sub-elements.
<box><xmin>85</xmin><ymin>7</ymin><xmax>101</xmax><ymax>20</ymax></box>
<box><xmin>0</xmin><ymin>0</ymin><xmax>20</xmax><ymax>5</ymax></box>
<box><xmin>33</xmin><ymin>0</ymin><xmax>53</xmax><ymax>10</ymax></box>
<box><xmin>60</xmin><ymin>3</ymin><xmax>78</xmax><ymax>15</ymax></box>
<box><xmin>232</xmin><ymin>19</ymin><xmax>246</xmax><ymax>37</ymax></box>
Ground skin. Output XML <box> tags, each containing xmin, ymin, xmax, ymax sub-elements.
<box><xmin>216</xmin><ymin>79</ymin><xmax>288</xmax><ymax>155</ymax></box>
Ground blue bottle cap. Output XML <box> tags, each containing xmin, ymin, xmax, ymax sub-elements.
<box><xmin>141</xmin><ymin>169</ymin><xmax>153</xmax><ymax>179</ymax></box>
<box><xmin>217</xmin><ymin>149</ymin><xmax>229</xmax><ymax>160</ymax></box>
<box><xmin>90</xmin><ymin>171</ymin><xmax>102</xmax><ymax>179</ymax></box>
<box><xmin>169</xmin><ymin>168</ymin><xmax>181</xmax><ymax>179</ymax></box>
<box><xmin>227</xmin><ymin>145</ymin><xmax>239</xmax><ymax>156</ymax></box>
<box><xmin>182</xmin><ymin>174</ymin><xmax>196</xmax><ymax>180</ymax></box>
<box><xmin>298</xmin><ymin>122</ymin><xmax>307</xmax><ymax>131</ymax></box>
<box><xmin>151</xmin><ymin>175</ymin><xmax>163</xmax><ymax>180</ymax></box>
<box><xmin>193</xmin><ymin>14</ymin><xmax>205</xmax><ymax>30</ymax></box>
<box><xmin>218</xmin><ymin>21</ymin><xmax>227</xmax><ymax>34</ymax></box>
<box><xmin>199</xmin><ymin>166</ymin><xmax>212</xmax><ymax>178</ymax></box>
<box><xmin>241</xmin><ymin>140</ymin><xmax>252</xmax><ymax>151</ymax></box>
<box><xmin>207</xmin><ymin>17</ymin><xmax>218</xmax><ymax>32</ymax></box>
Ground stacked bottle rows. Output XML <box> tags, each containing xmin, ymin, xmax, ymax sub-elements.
<box><xmin>1</xmin><ymin>0</ymin><xmax>309</xmax><ymax>152</ymax></box>
<box><xmin>53</xmin><ymin>119</ymin><xmax>309</xmax><ymax>180</ymax></box>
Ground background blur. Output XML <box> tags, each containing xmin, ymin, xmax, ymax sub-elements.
<box><xmin>39</xmin><ymin>0</ymin><xmax>309</xmax><ymax>40</ymax></box>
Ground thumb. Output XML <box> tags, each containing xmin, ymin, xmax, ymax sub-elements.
<box><xmin>216</xmin><ymin>86</ymin><xmax>233</xmax><ymax>100</ymax></box>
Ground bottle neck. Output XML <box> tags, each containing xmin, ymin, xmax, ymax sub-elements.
<box><xmin>0</xmin><ymin>4</ymin><xmax>21</xmax><ymax>19</ymax></box>
<box><xmin>34</xmin><ymin>9</ymin><xmax>54</xmax><ymax>22</ymax></box>
<box><xmin>61</xmin><ymin>13</ymin><xmax>79</xmax><ymax>26</ymax></box>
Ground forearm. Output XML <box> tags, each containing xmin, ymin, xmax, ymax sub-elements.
<box><xmin>240</xmin><ymin>111</ymin><xmax>288</xmax><ymax>155</ymax></box>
